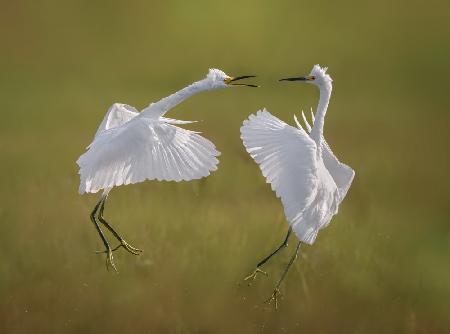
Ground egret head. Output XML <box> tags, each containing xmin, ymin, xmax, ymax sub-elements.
<box><xmin>206</xmin><ymin>68</ymin><xmax>258</xmax><ymax>88</ymax></box>
<box><xmin>279</xmin><ymin>64</ymin><xmax>332</xmax><ymax>88</ymax></box>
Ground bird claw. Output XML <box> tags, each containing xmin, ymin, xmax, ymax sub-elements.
<box><xmin>96</xmin><ymin>239</ymin><xmax>143</xmax><ymax>256</ymax></box>
<box><xmin>265</xmin><ymin>288</ymin><xmax>281</xmax><ymax>309</ymax></box>
<box><xmin>95</xmin><ymin>240</ymin><xmax>142</xmax><ymax>272</ymax></box>
<box><xmin>96</xmin><ymin>247</ymin><xmax>118</xmax><ymax>272</ymax></box>
<box><xmin>112</xmin><ymin>239</ymin><xmax>143</xmax><ymax>255</ymax></box>
<box><xmin>244</xmin><ymin>267</ymin><xmax>268</xmax><ymax>285</ymax></box>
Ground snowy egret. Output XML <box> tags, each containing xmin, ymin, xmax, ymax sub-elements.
<box><xmin>240</xmin><ymin>65</ymin><xmax>354</xmax><ymax>307</ymax></box>
<box><xmin>77</xmin><ymin>69</ymin><xmax>257</xmax><ymax>271</ymax></box>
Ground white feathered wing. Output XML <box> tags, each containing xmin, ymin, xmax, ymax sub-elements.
<box><xmin>241</xmin><ymin>109</ymin><xmax>319</xmax><ymax>243</ymax></box>
<box><xmin>78</xmin><ymin>104</ymin><xmax>220</xmax><ymax>194</ymax></box>
<box><xmin>93</xmin><ymin>103</ymin><xmax>139</xmax><ymax>139</ymax></box>
<box><xmin>241</xmin><ymin>109</ymin><xmax>346</xmax><ymax>244</ymax></box>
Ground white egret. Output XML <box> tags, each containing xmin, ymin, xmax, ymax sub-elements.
<box><xmin>240</xmin><ymin>65</ymin><xmax>354</xmax><ymax>307</ymax></box>
<box><xmin>77</xmin><ymin>69</ymin><xmax>257</xmax><ymax>271</ymax></box>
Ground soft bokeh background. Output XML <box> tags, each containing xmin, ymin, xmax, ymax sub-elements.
<box><xmin>1</xmin><ymin>0</ymin><xmax>449</xmax><ymax>333</ymax></box>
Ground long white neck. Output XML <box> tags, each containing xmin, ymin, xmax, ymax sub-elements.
<box><xmin>310</xmin><ymin>83</ymin><xmax>332</xmax><ymax>145</ymax></box>
<box><xmin>141</xmin><ymin>79</ymin><xmax>213</xmax><ymax>119</ymax></box>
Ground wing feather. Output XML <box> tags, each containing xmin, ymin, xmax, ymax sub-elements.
<box><xmin>321</xmin><ymin>141</ymin><xmax>355</xmax><ymax>202</ymax></box>
<box><xmin>240</xmin><ymin>109</ymin><xmax>319</xmax><ymax>230</ymax></box>
<box><xmin>94</xmin><ymin>103</ymin><xmax>139</xmax><ymax>139</ymax></box>
<box><xmin>77</xmin><ymin>117</ymin><xmax>220</xmax><ymax>193</ymax></box>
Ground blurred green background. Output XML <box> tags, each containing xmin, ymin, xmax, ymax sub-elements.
<box><xmin>1</xmin><ymin>0</ymin><xmax>449</xmax><ymax>333</ymax></box>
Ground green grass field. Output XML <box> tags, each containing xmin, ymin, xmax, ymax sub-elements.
<box><xmin>1</xmin><ymin>1</ymin><xmax>449</xmax><ymax>332</ymax></box>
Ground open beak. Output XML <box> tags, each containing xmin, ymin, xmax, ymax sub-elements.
<box><xmin>279</xmin><ymin>75</ymin><xmax>314</xmax><ymax>82</ymax></box>
<box><xmin>225</xmin><ymin>75</ymin><xmax>258</xmax><ymax>87</ymax></box>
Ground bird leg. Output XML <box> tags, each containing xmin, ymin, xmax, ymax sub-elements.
<box><xmin>90</xmin><ymin>197</ymin><xmax>117</xmax><ymax>272</ymax></box>
<box><xmin>266</xmin><ymin>241</ymin><xmax>302</xmax><ymax>309</ymax></box>
<box><xmin>97</xmin><ymin>196</ymin><xmax>143</xmax><ymax>256</ymax></box>
<box><xmin>244</xmin><ymin>226</ymin><xmax>293</xmax><ymax>284</ymax></box>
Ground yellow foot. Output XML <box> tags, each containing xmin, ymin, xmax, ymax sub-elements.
<box><xmin>244</xmin><ymin>267</ymin><xmax>268</xmax><ymax>285</ymax></box>
<box><xmin>111</xmin><ymin>239</ymin><xmax>143</xmax><ymax>255</ymax></box>
<box><xmin>95</xmin><ymin>240</ymin><xmax>141</xmax><ymax>271</ymax></box>
<box><xmin>265</xmin><ymin>288</ymin><xmax>281</xmax><ymax>309</ymax></box>
<box><xmin>95</xmin><ymin>247</ymin><xmax>118</xmax><ymax>272</ymax></box>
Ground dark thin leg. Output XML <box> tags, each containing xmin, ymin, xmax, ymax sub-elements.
<box><xmin>244</xmin><ymin>226</ymin><xmax>293</xmax><ymax>283</ymax></box>
<box><xmin>266</xmin><ymin>241</ymin><xmax>302</xmax><ymax>309</ymax></box>
<box><xmin>256</xmin><ymin>226</ymin><xmax>293</xmax><ymax>268</ymax></box>
<box><xmin>90</xmin><ymin>198</ymin><xmax>109</xmax><ymax>250</ymax></box>
<box><xmin>97</xmin><ymin>196</ymin><xmax>142</xmax><ymax>255</ymax></box>
<box><xmin>90</xmin><ymin>197</ymin><xmax>117</xmax><ymax>272</ymax></box>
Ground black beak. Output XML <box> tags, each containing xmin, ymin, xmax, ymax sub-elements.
<box><xmin>279</xmin><ymin>77</ymin><xmax>307</xmax><ymax>82</ymax></box>
<box><xmin>229</xmin><ymin>75</ymin><xmax>258</xmax><ymax>87</ymax></box>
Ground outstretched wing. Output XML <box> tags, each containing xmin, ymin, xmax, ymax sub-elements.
<box><xmin>77</xmin><ymin>117</ymin><xmax>220</xmax><ymax>194</ymax></box>
<box><xmin>300</xmin><ymin>111</ymin><xmax>355</xmax><ymax>202</ymax></box>
<box><xmin>240</xmin><ymin>109</ymin><xmax>319</xmax><ymax>230</ymax></box>
<box><xmin>94</xmin><ymin>103</ymin><xmax>139</xmax><ymax>138</ymax></box>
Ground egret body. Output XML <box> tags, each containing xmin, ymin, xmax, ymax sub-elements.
<box><xmin>77</xmin><ymin>69</ymin><xmax>256</xmax><ymax>270</ymax></box>
<box><xmin>240</xmin><ymin>65</ymin><xmax>354</xmax><ymax>306</ymax></box>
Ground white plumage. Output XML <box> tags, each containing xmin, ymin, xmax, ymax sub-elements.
<box><xmin>241</xmin><ymin>65</ymin><xmax>354</xmax><ymax>244</ymax></box>
<box><xmin>77</xmin><ymin>103</ymin><xmax>219</xmax><ymax>194</ymax></box>
<box><xmin>77</xmin><ymin>69</ymin><xmax>257</xmax><ymax>271</ymax></box>
<box><xmin>299</xmin><ymin>110</ymin><xmax>354</xmax><ymax>202</ymax></box>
